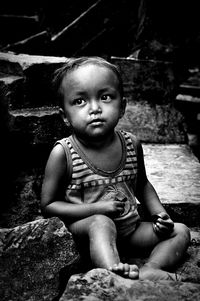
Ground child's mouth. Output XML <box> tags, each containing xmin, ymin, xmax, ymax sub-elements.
<box><xmin>89</xmin><ymin>118</ymin><xmax>104</xmax><ymax>126</ymax></box>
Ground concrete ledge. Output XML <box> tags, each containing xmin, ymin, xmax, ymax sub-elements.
<box><xmin>143</xmin><ymin>144</ymin><xmax>200</xmax><ymax>204</ymax></box>
<box><xmin>0</xmin><ymin>52</ymin><xmax>67</xmax><ymax>75</ymax></box>
<box><xmin>139</xmin><ymin>144</ymin><xmax>200</xmax><ymax>226</ymax></box>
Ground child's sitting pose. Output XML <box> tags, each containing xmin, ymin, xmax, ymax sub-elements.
<box><xmin>41</xmin><ymin>56</ymin><xmax>190</xmax><ymax>280</ymax></box>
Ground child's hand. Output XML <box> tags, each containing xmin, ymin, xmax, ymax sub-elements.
<box><xmin>152</xmin><ymin>212</ymin><xmax>174</xmax><ymax>237</ymax></box>
<box><xmin>96</xmin><ymin>199</ymin><xmax>125</xmax><ymax>218</ymax></box>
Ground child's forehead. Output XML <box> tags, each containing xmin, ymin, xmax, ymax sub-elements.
<box><xmin>68</xmin><ymin>63</ymin><xmax>114</xmax><ymax>77</ymax></box>
<box><xmin>61</xmin><ymin>63</ymin><xmax>119</xmax><ymax>88</ymax></box>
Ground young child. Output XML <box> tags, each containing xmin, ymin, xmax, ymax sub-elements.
<box><xmin>41</xmin><ymin>56</ymin><xmax>190</xmax><ymax>280</ymax></box>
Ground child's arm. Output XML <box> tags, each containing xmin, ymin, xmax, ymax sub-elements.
<box><xmin>41</xmin><ymin>144</ymin><xmax>124</xmax><ymax>223</ymax></box>
<box><xmin>134</xmin><ymin>138</ymin><xmax>174</xmax><ymax>236</ymax></box>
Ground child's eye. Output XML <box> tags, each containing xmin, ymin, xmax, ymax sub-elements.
<box><xmin>101</xmin><ymin>95</ymin><xmax>112</xmax><ymax>102</ymax></box>
<box><xmin>73</xmin><ymin>98</ymin><xmax>86</xmax><ymax>106</ymax></box>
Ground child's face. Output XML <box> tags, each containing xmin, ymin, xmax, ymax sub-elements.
<box><xmin>60</xmin><ymin>64</ymin><xmax>125</xmax><ymax>140</ymax></box>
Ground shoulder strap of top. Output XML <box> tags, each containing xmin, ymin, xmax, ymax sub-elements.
<box><xmin>119</xmin><ymin>130</ymin><xmax>139</xmax><ymax>191</ymax></box>
<box><xmin>54</xmin><ymin>138</ymin><xmax>72</xmax><ymax>184</ymax></box>
<box><xmin>127</xmin><ymin>132</ymin><xmax>139</xmax><ymax>158</ymax></box>
<box><xmin>119</xmin><ymin>130</ymin><xmax>138</xmax><ymax>158</ymax></box>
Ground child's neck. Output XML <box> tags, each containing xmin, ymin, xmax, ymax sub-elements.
<box><xmin>73</xmin><ymin>131</ymin><xmax>123</xmax><ymax>172</ymax></box>
<box><xmin>74</xmin><ymin>131</ymin><xmax>116</xmax><ymax>150</ymax></box>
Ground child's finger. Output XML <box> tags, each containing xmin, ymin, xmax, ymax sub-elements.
<box><xmin>157</xmin><ymin>218</ymin><xmax>174</xmax><ymax>229</ymax></box>
<box><xmin>156</xmin><ymin>221</ymin><xmax>174</xmax><ymax>232</ymax></box>
<box><xmin>157</xmin><ymin>212</ymin><xmax>170</xmax><ymax>220</ymax></box>
<box><xmin>155</xmin><ymin>222</ymin><xmax>174</xmax><ymax>235</ymax></box>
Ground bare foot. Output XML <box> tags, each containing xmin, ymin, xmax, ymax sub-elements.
<box><xmin>139</xmin><ymin>264</ymin><xmax>181</xmax><ymax>281</ymax></box>
<box><xmin>109</xmin><ymin>262</ymin><xmax>139</xmax><ymax>279</ymax></box>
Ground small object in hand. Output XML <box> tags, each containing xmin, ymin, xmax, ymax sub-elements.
<box><xmin>151</xmin><ymin>212</ymin><xmax>173</xmax><ymax>236</ymax></box>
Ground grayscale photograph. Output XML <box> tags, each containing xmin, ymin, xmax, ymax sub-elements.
<box><xmin>0</xmin><ymin>1</ymin><xmax>200</xmax><ymax>300</ymax></box>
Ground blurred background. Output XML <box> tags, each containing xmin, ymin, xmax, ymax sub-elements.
<box><xmin>0</xmin><ymin>0</ymin><xmax>199</xmax><ymax>64</ymax></box>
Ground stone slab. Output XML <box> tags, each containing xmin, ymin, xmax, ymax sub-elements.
<box><xmin>143</xmin><ymin>144</ymin><xmax>200</xmax><ymax>205</ymax></box>
<box><xmin>0</xmin><ymin>51</ymin><xmax>67</xmax><ymax>75</ymax></box>
<box><xmin>61</xmin><ymin>268</ymin><xmax>200</xmax><ymax>301</ymax></box>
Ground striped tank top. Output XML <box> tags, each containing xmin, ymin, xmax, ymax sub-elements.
<box><xmin>56</xmin><ymin>130</ymin><xmax>140</xmax><ymax>236</ymax></box>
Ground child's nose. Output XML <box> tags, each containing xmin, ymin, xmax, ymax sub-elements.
<box><xmin>89</xmin><ymin>99</ymin><xmax>102</xmax><ymax>114</ymax></box>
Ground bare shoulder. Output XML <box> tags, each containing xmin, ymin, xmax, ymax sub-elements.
<box><xmin>48</xmin><ymin>143</ymin><xmax>66</xmax><ymax>162</ymax></box>
<box><xmin>45</xmin><ymin>142</ymin><xmax>67</xmax><ymax>175</ymax></box>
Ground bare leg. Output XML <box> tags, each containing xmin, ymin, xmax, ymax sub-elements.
<box><xmin>68</xmin><ymin>214</ymin><xmax>139</xmax><ymax>279</ymax></box>
<box><xmin>126</xmin><ymin>222</ymin><xmax>190</xmax><ymax>281</ymax></box>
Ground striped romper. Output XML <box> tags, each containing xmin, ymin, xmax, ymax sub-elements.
<box><xmin>56</xmin><ymin>130</ymin><xmax>140</xmax><ymax>237</ymax></box>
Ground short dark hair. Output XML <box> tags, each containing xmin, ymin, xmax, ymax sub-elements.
<box><xmin>52</xmin><ymin>56</ymin><xmax>124</xmax><ymax>109</ymax></box>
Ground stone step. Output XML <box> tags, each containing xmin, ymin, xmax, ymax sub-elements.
<box><xmin>142</xmin><ymin>144</ymin><xmax>200</xmax><ymax>226</ymax></box>
<box><xmin>176</xmin><ymin>93</ymin><xmax>200</xmax><ymax>106</ymax></box>
<box><xmin>9</xmin><ymin>106</ymin><xmax>70</xmax><ymax>145</ymax></box>
<box><xmin>0</xmin><ymin>51</ymin><xmax>67</xmax><ymax>75</ymax></box>
<box><xmin>0</xmin><ymin>52</ymin><xmax>67</xmax><ymax>108</ymax></box>
<box><xmin>0</xmin><ymin>73</ymin><xmax>25</xmax><ymax>109</ymax></box>
<box><xmin>179</xmin><ymin>83</ymin><xmax>200</xmax><ymax>95</ymax></box>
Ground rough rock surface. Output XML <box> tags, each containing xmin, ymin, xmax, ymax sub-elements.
<box><xmin>111</xmin><ymin>57</ymin><xmax>176</xmax><ymax>104</ymax></box>
<box><xmin>0</xmin><ymin>217</ymin><xmax>80</xmax><ymax>301</ymax></box>
<box><xmin>61</xmin><ymin>268</ymin><xmax>200</xmax><ymax>301</ymax></box>
<box><xmin>60</xmin><ymin>229</ymin><xmax>200</xmax><ymax>301</ymax></box>
<box><xmin>117</xmin><ymin>102</ymin><xmax>186</xmax><ymax>143</ymax></box>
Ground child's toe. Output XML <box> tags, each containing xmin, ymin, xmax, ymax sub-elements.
<box><xmin>129</xmin><ymin>265</ymin><xmax>139</xmax><ymax>279</ymax></box>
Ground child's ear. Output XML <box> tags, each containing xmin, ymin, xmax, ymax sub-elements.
<box><xmin>59</xmin><ymin>108</ymin><xmax>70</xmax><ymax>127</ymax></box>
<box><xmin>119</xmin><ymin>97</ymin><xmax>127</xmax><ymax>118</ymax></box>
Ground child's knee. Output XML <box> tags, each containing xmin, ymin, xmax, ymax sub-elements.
<box><xmin>89</xmin><ymin>214</ymin><xmax>116</xmax><ymax>235</ymax></box>
<box><xmin>174</xmin><ymin>223</ymin><xmax>191</xmax><ymax>244</ymax></box>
